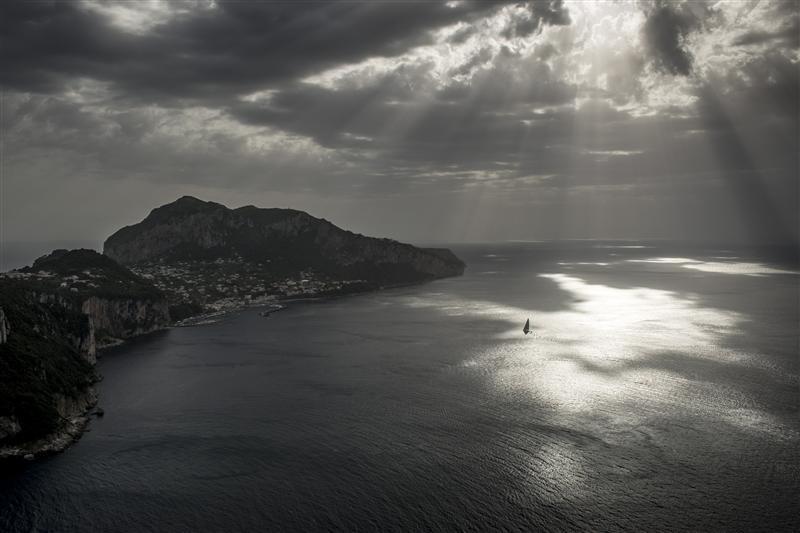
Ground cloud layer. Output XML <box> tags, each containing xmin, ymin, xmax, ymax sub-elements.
<box><xmin>1</xmin><ymin>0</ymin><xmax>797</xmax><ymax>245</ymax></box>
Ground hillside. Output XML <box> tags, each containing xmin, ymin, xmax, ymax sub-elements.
<box><xmin>104</xmin><ymin>196</ymin><xmax>465</xmax><ymax>282</ymax></box>
<box><xmin>103</xmin><ymin>197</ymin><xmax>465</xmax><ymax>314</ymax></box>
<box><xmin>0</xmin><ymin>249</ymin><xmax>170</xmax><ymax>458</ymax></box>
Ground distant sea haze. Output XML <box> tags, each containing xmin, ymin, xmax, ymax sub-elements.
<box><xmin>4</xmin><ymin>239</ymin><xmax>797</xmax><ymax>273</ymax></box>
<box><xmin>1</xmin><ymin>241</ymin><xmax>797</xmax><ymax>531</ymax></box>
<box><xmin>1</xmin><ymin>241</ymin><xmax>101</xmax><ymax>272</ymax></box>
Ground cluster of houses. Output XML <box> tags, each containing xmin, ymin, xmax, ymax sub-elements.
<box><xmin>131</xmin><ymin>260</ymin><xmax>361</xmax><ymax>310</ymax></box>
<box><xmin>1</xmin><ymin>270</ymin><xmax>100</xmax><ymax>293</ymax></box>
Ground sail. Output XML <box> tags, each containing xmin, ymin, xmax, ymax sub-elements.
<box><xmin>523</xmin><ymin>318</ymin><xmax>530</xmax><ymax>335</ymax></box>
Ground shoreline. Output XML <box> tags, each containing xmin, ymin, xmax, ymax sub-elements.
<box><xmin>0</xmin><ymin>388</ymin><xmax>99</xmax><ymax>462</ymax></box>
<box><xmin>174</xmin><ymin>277</ymin><xmax>438</xmax><ymax>327</ymax></box>
<box><xmin>0</xmin><ymin>276</ymin><xmax>448</xmax><ymax>462</ymax></box>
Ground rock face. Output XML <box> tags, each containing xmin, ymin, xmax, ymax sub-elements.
<box><xmin>0</xmin><ymin>389</ymin><xmax>98</xmax><ymax>461</ymax></box>
<box><xmin>33</xmin><ymin>291</ymin><xmax>97</xmax><ymax>362</ymax></box>
<box><xmin>0</xmin><ymin>306</ymin><xmax>8</xmax><ymax>344</ymax></box>
<box><xmin>104</xmin><ymin>196</ymin><xmax>465</xmax><ymax>282</ymax></box>
<box><xmin>81</xmin><ymin>296</ymin><xmax>169</xmax><ymax>348</ymax></box>
<box><xmin>0</xmin><ymin>416</ymin><xmax>21</xmax><ymax>441</ymax></box>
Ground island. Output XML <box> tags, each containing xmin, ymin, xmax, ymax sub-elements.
<box><xmin>0</xmin><ymin>196</ymin><xmax>465</xmax><ymax>460</ymax></box>
<box><xmin>104</xmin><ymin>196</ymin><xmax>464</xmax><ymax>318</ymax></box>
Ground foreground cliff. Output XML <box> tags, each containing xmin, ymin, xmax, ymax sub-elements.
<box><xmin>0</xmin><ymin>249</ymin><xmax>169</xmax><ymax>459</ymax></box>
<box><xmin>0</xmin><ymin>295</ymin><xmax>95</xmax><ymax>457</ymax></box>
<box><xmin>104</xmin><ymin>196</ymin><xmax>465</xmax><ymax>313</ymax></box>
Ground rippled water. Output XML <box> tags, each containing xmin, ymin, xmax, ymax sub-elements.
<box><xmin>1</xmin><ymin>243</ymin><xmax>798</xmax><ymax>531</ymax></box>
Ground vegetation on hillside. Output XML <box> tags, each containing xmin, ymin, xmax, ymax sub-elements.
<box><xmin>0</xmin><ymin>285</ymin><xmax>96</xmax><ymax>442</ymax></box>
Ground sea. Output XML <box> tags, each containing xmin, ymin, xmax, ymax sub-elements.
<box><xmin>1</xmin><ymin>242</ymin><xmax>798</xmax><ymax>532</ymax></box>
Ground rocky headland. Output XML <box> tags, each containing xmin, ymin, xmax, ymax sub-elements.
<box><xmin>0</xmin><ymin>197</ymin><xmax>465</xmax><ymax>460</ymax></box>
<box><xmin>0</xmin><ymin>249</ymin><xmax>170</xmax><ymax>460</ymax></box>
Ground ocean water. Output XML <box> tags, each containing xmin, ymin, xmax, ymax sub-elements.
<box><xmin>1</xmin><ymin>242</ymin><xmax>798</xmax><ymax>532</ymax></box>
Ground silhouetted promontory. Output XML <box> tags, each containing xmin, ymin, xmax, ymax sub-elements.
<box><xmin>105</xmin><ymin>196</ymin><xmax>464</xmax><ymax>281</ymax></box>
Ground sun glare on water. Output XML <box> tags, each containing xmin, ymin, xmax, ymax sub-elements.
<box><xmin>400</xmin><ymin>262</ymin><xmax>792</xmax><ymax>432</ymax></box>
<box><xmin>399</xmin><ymin>257</ymin><xmax>799</xmax><ymax>495</ymax></box>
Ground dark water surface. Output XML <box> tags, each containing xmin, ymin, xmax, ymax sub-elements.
<box><xmin>2</xmin><ymin>243</ymin><xmax>798</xmax><ymax>531</ymax></box>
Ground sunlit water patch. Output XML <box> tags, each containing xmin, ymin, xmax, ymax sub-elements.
<box><xmin>628</xmin><ymin>257</ymin><xmax>799</xmax><ymax>276</ymax></box>
<box><xmin>402</xmin><ymin>272</ymin><xmax>749</xmax><ymax>411</ymax></box>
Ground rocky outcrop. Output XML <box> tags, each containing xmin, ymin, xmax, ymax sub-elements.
<box><xmin>82</xmin><ymin>296</ymin><xmax>170</xmax><ymax>347</ymax></box>
<box><xmin>0</xmin><ymin>306</ymin><xmax>8</xmax><ymax>344</ymax></box>
<box><xmin>0</xmin><ymin>416</ymin><xmax>21</xmax><ymax>441</ymax></box>
<box><xmin>104</xmin><ymin>196</ymin><xmax>465</xmax><ymax>281</ymax></box>
<box><xmin>33</xmin><ymin>292</ymin><xmax>97</xmax><ymax>362</ymax></box>
<box><xmin>0</xmin><ymin>388</ymin><xmax>97</xmax><ymax>461</ymax></box>
<box><xmin>29</xmin><ymin>289</ymin><xmax>170</xmax><ymax>362</ymax></box>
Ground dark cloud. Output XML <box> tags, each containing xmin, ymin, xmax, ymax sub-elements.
<box><xmin>0</xmin><ymin>0</ymin><xmax>521</xmax><ymax>100</ymax></box>
<box><xmin>229</xmin><ymin>50</ymin><xmax>578</xmax><ymax>171</ymax></box>
<box><xmin>732</xmin><ymin>16</ymin><xmax>799</xmax><ymax>47</ymax></box>
<box><xmin>502</xmin><ymin>0</ymin><xmax>571</xmax><ymax>38</ymax></box>
<box><xmin>2</xmin><ymin>0</ymin><xmax>797</xmax><ymax>246</ymax></box>
<box><xmin>640</xmin><ymin>1</ymin><xmax>700</xmax><ymax>75</ymax></box>
<box><xmin>1</xmin><ymin>0</ymin><xmax>580</xmax><ymax>203</ymax></box>
<box><xmin>447</xmin><ymin>25</ymin><xmax>477</xmax><ymax>45</ymax></box>
<box><xmin>0</xmin><ymin>1</ymin><xmax>143</xmax><ymax>93</ymax></box>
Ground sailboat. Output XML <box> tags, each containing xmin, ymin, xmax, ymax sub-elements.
<box><xmin>523</xmin><ymin>318</ymin><xmax>531</xmax><ymax>335</ymax></box>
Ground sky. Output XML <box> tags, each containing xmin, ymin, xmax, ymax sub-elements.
<box><xmin>1</xmin><ymin>0</ymin><xmax>798</xmax><ymax>246</ymax></box>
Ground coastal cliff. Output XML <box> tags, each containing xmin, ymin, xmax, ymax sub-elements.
<box><xmin>81</xmin><ymin>297</ymin><xmax>170</xmax><ymax>348</ymax></box>
<box><xmin>0</xmin><ymin>249</ymin><xmax>169</xmax><ymax>459</ymax></box>
<box><xmin>0</xmin><ymin>306</ymin><xmax>9</xmax><ymax>344</ymax></box>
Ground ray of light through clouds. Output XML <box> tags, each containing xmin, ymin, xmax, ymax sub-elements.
<box><xmin>0</xmin><ymin>0</ymin><xmax>797</xmax><ymax>244</ymax></box>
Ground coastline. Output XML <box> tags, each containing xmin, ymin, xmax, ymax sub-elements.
<box><xmin>0</xmin><ymin>276</ymin><xmax>450</xmax><ymax>462</ymax></box>
<box><xmin>0</xmin><ymin>388</ymin><xmax>99</xmax><ymax>462</ymax></box>
<box><xmin>175</xmin><ymin>276</ymin><xmax>441</xmax><ymax>326</ymax></box>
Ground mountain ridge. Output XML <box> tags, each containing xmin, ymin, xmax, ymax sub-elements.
<box><xmin>104</xmin><ymin>196</ymin><xmax>465</xmax><ymax>283</ymax></box>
